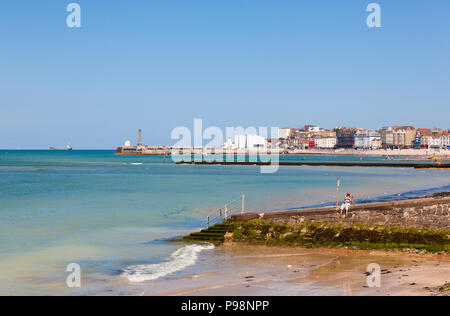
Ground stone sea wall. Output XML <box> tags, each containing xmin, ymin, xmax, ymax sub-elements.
<box><xmin>270</xmin><ymin>202</ymin><xmax>450</xmax><ymax>230</ymax></box>
<box><xmin>183</xmin><ymin>194</ymin><xmax>450</xmax><ymax>253</ymax></box>
<box><xmin>231</xmin><ymin>195</ymin><xmax>450</xmax><ymax>230</ymax></box>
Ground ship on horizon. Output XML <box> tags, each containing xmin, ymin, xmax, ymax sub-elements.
<box><xmin>49</xmin><ymin>145</ymin><xmax>73</xmax><ymax>151</ymax></box>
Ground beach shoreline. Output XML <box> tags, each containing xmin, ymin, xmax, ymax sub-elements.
<box><xmin>172</xmin><ymin>191</ymin><xmax>450</xmax><ymax>296</ymax></box>
<box><xmin>147</xmin><ymin>245</ymin><xmax>450</xmax><ymax>296</ymax></box>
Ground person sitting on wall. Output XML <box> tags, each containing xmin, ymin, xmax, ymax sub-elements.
<box><xmin>340</xmin><ymin>192</ymin><xmax>356</xmax><ymax>218</ymax></box>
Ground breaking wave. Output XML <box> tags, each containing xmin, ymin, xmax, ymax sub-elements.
<box><xmin>121</xmin><ymin>243</ymin><xmax>214</xmax><ymax>282</ymax></box>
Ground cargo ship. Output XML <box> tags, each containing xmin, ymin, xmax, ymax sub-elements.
<box><xmin>49</xmin><ymin>145</ymin><xmax>73</xmax><ymax>151</ymax></box>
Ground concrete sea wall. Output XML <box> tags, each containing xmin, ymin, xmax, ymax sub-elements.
<box><xmin>231</xmin><ymin>195</ymin><xmax>450</xmax><ymax>230</ymax></box>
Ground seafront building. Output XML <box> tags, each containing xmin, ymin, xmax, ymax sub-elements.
<box><xmin>354</xmin><ymin>131</ymin><xmax>382</xmax><ymax>149</ymax></box>
<box><xmin>222</xmin><ymin>134</ymin><xmax>266</xmax><ymax>150</ymax></box>
<box><xmin>304</xmin><ymin>125</ymin><xmax>321</xmax><ymax>133</ymax></box>
<box><xmin>419</xmin><ymin>129</ymin><xmax>450</xmax><ymax>149</ymax></box>
<box><xmin>315</xmin><ymin>136</ymin><xmax>337</xmax><ymax>149</ymax></box>
<box><xmin>282</xmin><ymin>126</ymin><xmax>329</xmax><ymax>149</ymax></box>
<box><xmin>278</xmin><ymin>128</ymin><xmax>291</xmax><ymax>140</ymax></box>
<box><xmin>380</xmin><ymin>127</ymin><xmax>395</xmax><ymax>148</ymax></box>
<box><xmin>443</xmin><ymin>132</ymin><xmax>450</xmax><ymax>148</ymax></box>
<box><xmin>394</xmin><ymin>126</ymin><xmax>416</xmax><ymax>147</ymax></box>
<box><xmin>422</xmin><ymin>135</ymin><xmax>442</xmax><ymax>148</ymax></box>
<box><xmin>336</xmin><ymin>129</ymin><xmax>356</xmax><ymax>148</ymax></box>
<box><xmin>414</xmin><ymin>132</ymin><xmax>423</xmax><ymax>149</ymax></box>
<box><xmin>381</xmin><ymin>126</ymin><xmax>416</xmax><ymax>148</ymax></box>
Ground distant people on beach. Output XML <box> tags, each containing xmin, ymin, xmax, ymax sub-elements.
<box><xmin>340</xmin><ymin>192</ymin><xmax>356</xmax><ymax>218</ymax></box>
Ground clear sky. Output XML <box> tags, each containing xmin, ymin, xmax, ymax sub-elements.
<box><xmin>1</xmin><ymin>0</ymin><xmax>449</xmax><ymax>149</ymax></box>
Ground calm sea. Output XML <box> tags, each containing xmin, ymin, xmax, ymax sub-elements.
<box><xmin>0</xmin><ymin>150</ymin><xmax>448</xmax><ymax>295</ymax></box>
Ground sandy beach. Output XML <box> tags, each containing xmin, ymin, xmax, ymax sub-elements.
<box><xmin>149</xmin><ymin>193</ymin><xmax>450</xmax><ymax>297</ymax></box>
<box><xmin>131</xmin><ymin>245</ymin><xmax>450</xmax><ymax>296</ymax></box>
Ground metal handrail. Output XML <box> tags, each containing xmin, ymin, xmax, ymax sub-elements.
<box><xmin>206</xmin><ymin>194</ymin><xmax>245</xmax><ymax>228</ymax></box>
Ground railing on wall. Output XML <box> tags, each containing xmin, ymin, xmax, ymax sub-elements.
<box><xmin>206</xmin><ymin>194</ymin><xmax>245</xmax><ymax>228</ymax></box>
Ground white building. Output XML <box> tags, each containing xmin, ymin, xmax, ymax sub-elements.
<box><xmin>422</xmin><ymin>133</ymin><xmax>450</xmax><ymax>148</ymax></box>
<box><xmin>371</xmin><ymin>138</ymin><xmax>382</xmax><ymax>150</ymax></box>
<box><xmin>223</xmin><ymin>134</ymin><xmax>266</xmax><ymax>149</ymax></box>
<box><xmin>234</xmin><ymin>134</ymin><xmax>247</xmax><ymax>149</ymax></box>
<box><xmin>278</xmin><ymin>128</ymin><xmax>291</xmax><ymax>139</ymax></box>
<box><xmin>442</xmin><ymin>134</ymin><xmax>450</xmax><ymax>147</ymax></box>
<box><xmin>246</xmin><ymin>134</ymin><xmax>266</xmax><ymax>149</ymax></box>
<box><xmin>305</xmin><ymin>125</ymin><xmax>321</xmax><ymax>133</ymax></box>
<box><xmin>314</xmin><ymin>137</ymin><xmax>337</xmax><ymax>149</ymax></box>
<box><xmin>354</xmin><ymin>131</ymin><xmax>382</xmax><ymax>149</ymax></box>
<box><xmin>421</xmin><ymin>135</ymin><xmax>440</xmax><ymax>148</ymax></box>
<box><xmin>393</xmin><ymin>129</ymin><xmax>406</xmax><ymax>147</ymax></box>
<box><xmin>380</xmin><ymin>127</ymin><xmax>394</xmax><ymax>147</ymax></box>
<box><xmin>223</xmin><ymin>138</ymin><xmax>234</xmax><ymax>149</ymax></box>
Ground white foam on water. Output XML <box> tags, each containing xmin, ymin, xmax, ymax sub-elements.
<box><xmin>121</xmin><ymin>243</ymin><xmax>215</xmax><ymax>282</ymax></box>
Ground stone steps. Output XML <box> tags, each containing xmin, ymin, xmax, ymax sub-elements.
<box><xmin>183</xmin><ymin>223</ymin><xmax>230</xmax><ymax>243</ymax></box>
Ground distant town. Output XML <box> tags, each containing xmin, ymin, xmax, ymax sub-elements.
<box><xmin>274</xmin><ymin>125</ymin><xmax>450</xmax><ymax>150</ymax></box>
<box><xmin>116</xmin><ymin>126</ymin><xmax>450</xmax><ymax>156</ymax></box>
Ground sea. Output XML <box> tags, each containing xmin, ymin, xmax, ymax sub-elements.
<box><xmin>0</xmin><ymin>150</ymin><xmax>448</xmax><ymax>295</ymax></box>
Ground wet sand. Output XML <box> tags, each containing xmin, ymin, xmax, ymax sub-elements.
<box><xmin>294</xmin><ymin>248</ymin><xmax>450</xmax><ymax>296</ymax></box>
<box><xmin>134</xmin><ymin>245</ymin><xmax>450</xmax><ymax>296</ymax></box>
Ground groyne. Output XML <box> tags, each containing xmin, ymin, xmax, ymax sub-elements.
<box><xmin>231</xmin><ymin>193</ymin><xmax>450</xmax><ymax>229</ymax></box>
<box><xmin>176</xmin><ymin>161</ymin><xmax>450</xmax><ymax>169</ymax></box>
<box><xmin>185</xmin><ymin>193</ymin><xmax>450</xmax><ymax>253</ymax></box>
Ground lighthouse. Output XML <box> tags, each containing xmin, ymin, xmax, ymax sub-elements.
<box><xmin>138</xmin><ymin>129</ymin><xmax>142</xmax><ymax>147</ymax></box>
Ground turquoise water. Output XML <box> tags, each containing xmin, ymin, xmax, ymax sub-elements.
<box><xmin>0</xmin><ymin>150</ymin><xmax>449</xmax><ymax>295</ymax></box>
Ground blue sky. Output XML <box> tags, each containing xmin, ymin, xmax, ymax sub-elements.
<box><xmin>1</xmin><ymin>0</ymin><xmax>449</xmax><ymax>149</ymax></box>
